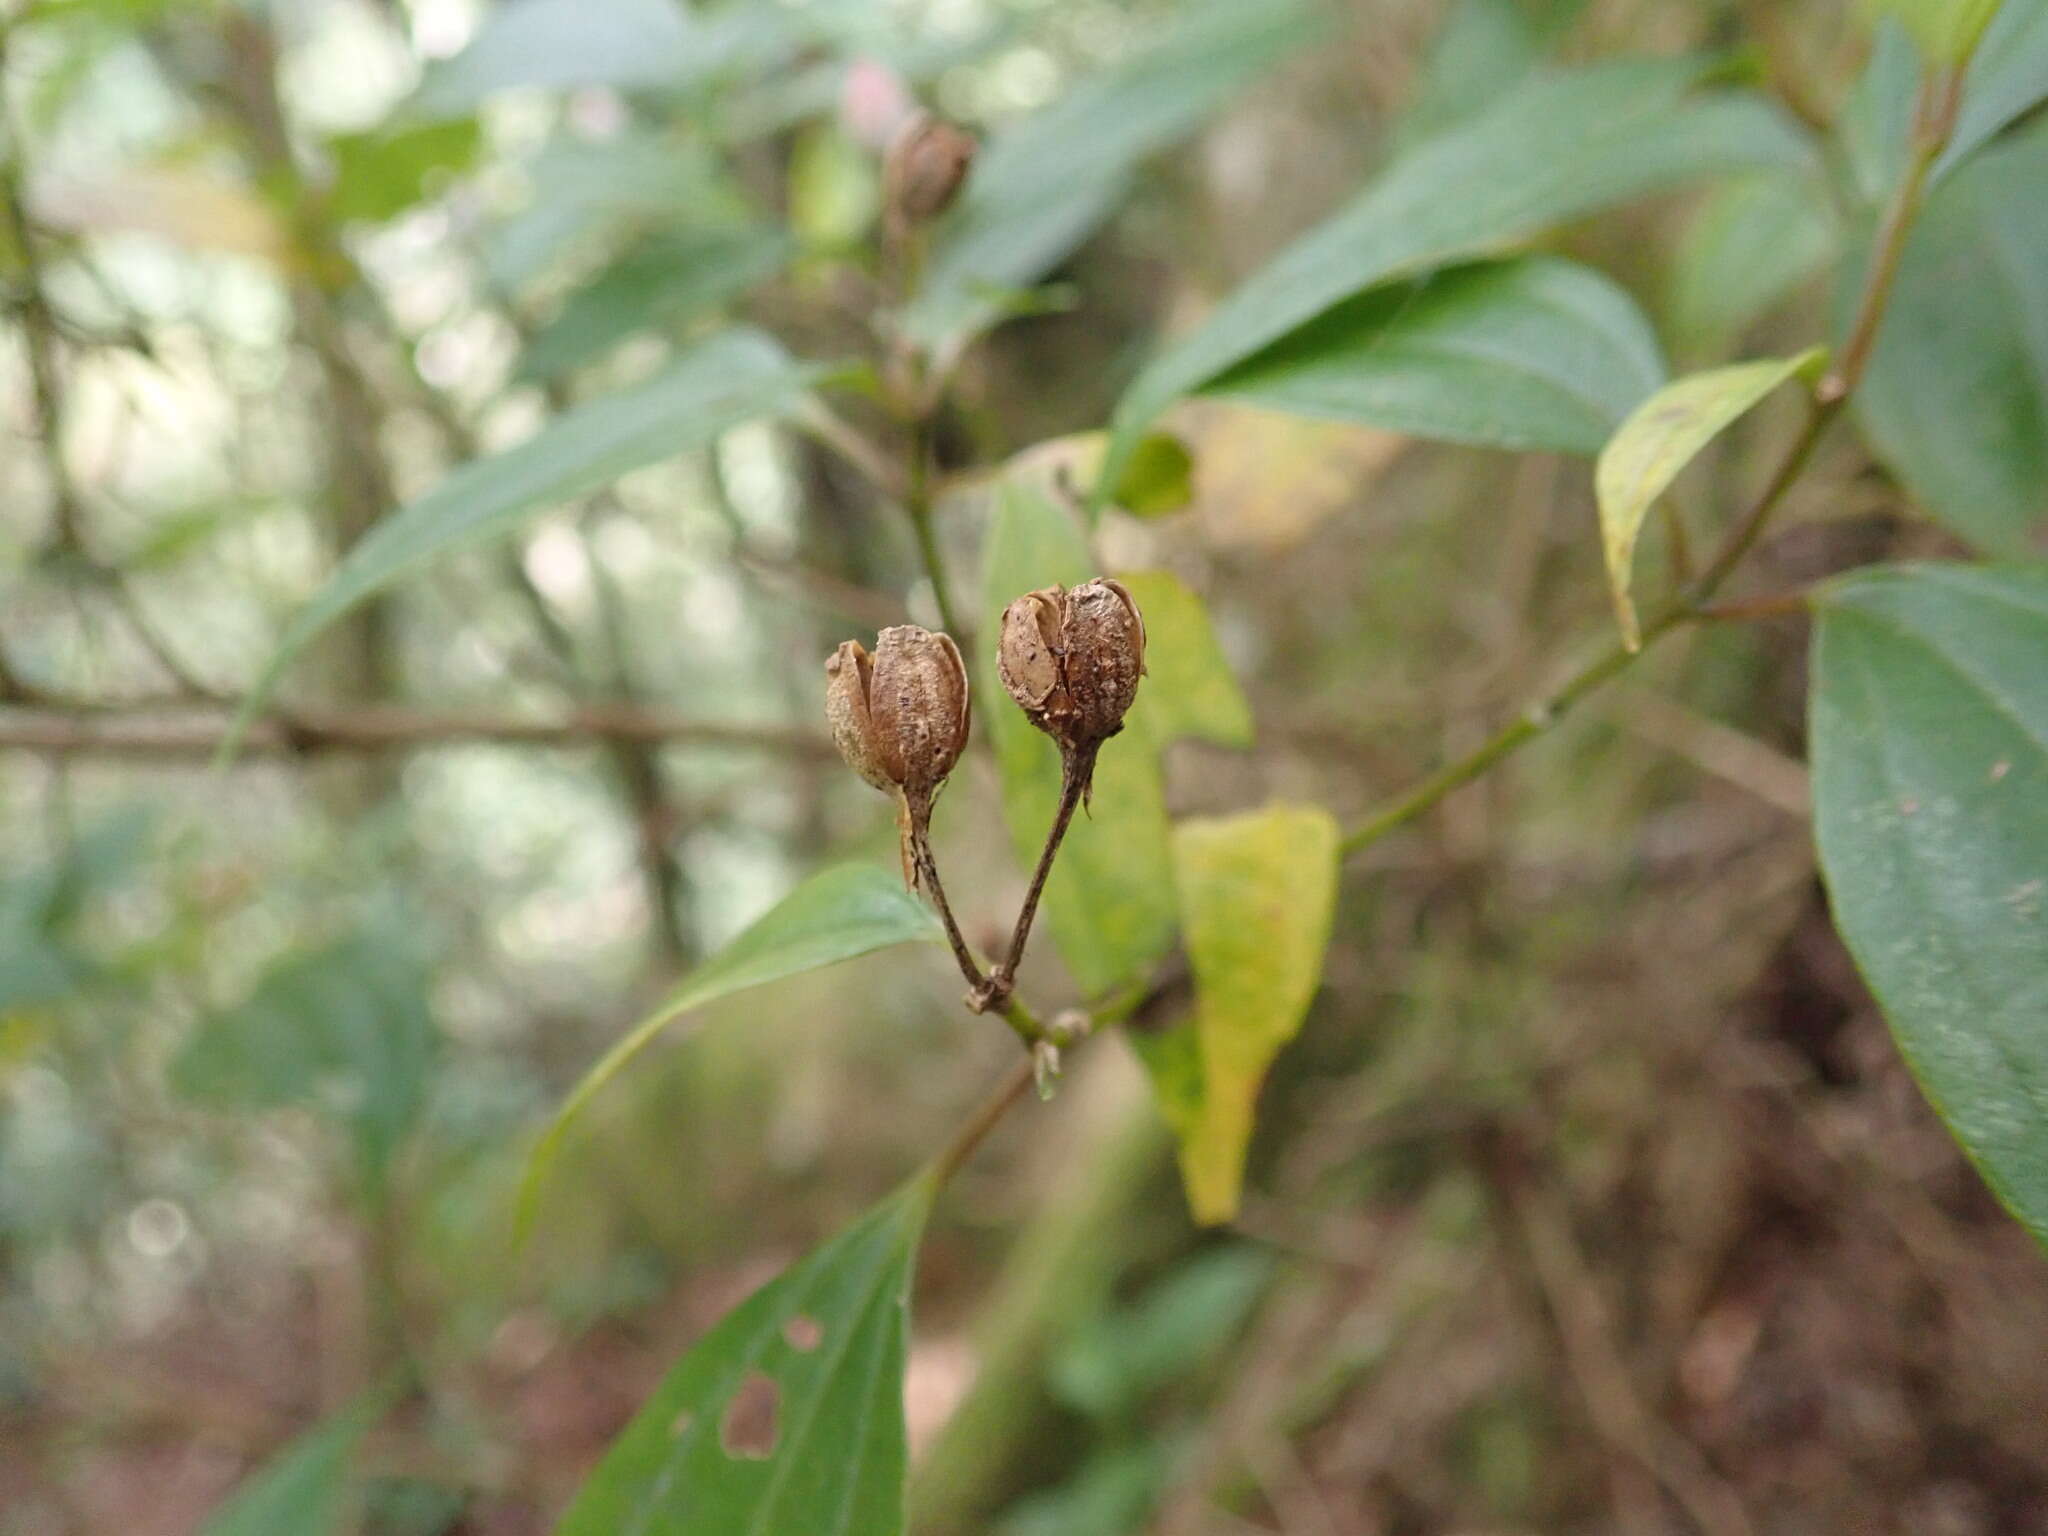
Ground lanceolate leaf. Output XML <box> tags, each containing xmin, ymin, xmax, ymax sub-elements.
<box><xmin>1595</xmin><ymin>348</ymin><xmax>1823</xmax><ymax>650</ymax></box>
<box><xmin>1207</xmin><ymin>256</ymin><xmax>1667</xmax><ymax>457</ymax></box>
<box><xmin>1852</xmin><ymin>121</ymin><xmax>2048</xmax><ymax>557</ymax></box>
<box><xmin>1099</xmin><ymin>57</ymin><xmax>1811</xmax><ymax>498</ymax></box>
<box><xmin>1847</xmin><ymin>7</ymin><xmax>2048</xmax><ymax>197</ymax></box>
<box><xmin>556</xmin><ymin>1183</ymin><xmax>933</xmax><ymax>1536</ymax></box>
<box><xmin>980</xmin><ymin>486</ymin><xmax>1179</xmax><ymax>994</ymax></box>
<box><xmin>1156</xmin><ymin>804</ymin><xmax>1339</xmax><ymax>1225</ymax></box>
<box><xmin>904</xmin><ymin>0</ymin><xmax>1318</xmax><ymax>344</ymax></box>
<box><xmin>518</xmin><ymin>866</ymin><xmax>940</xmax><ymax>1236</ymax></box>
<box><xmin>227</xmin><ymin>331</ymin><xmax>821</xmax><ymax>756</ymax></box>
<box><xmin>1810</xmin><ymin>563</ymin><xmax>2048</xmax><ymax>1248</ymax></box>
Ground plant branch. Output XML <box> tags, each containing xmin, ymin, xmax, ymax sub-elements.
<box><xmin>1339</xmin><ymin>59</ymin><xmax>1961</xmax><ymax>861</ymax></box>
<box><xmin>925</xmin><ymin>1054</ymin><xmax>1036</xmax><ymax>1192</ymax></box>
<box><xmin>982</xmin><ymin>743</ymin><xmax>1094</xmax><ymax>1010</ymax></box>
<box><xmin>908</xmin><ymin>817</ymin><xmax>994</xmax><ymax>1000</ymax></box>
<box><xmin>0</xmin><ymin>703</ymin><xmax>838</xmax><ymax>759</ymax></box>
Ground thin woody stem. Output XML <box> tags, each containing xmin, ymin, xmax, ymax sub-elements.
<box><xmin>908</xmin><ymin>810</ymin><xmax>990</xmax><ymax>999</ymax></box>
<box><xmin>984</xmin><ymin>743</ymin><xmax>1094</xmax><ymax>1008</ymax></box>
<box><xmin>925</xmin><ymin>1055</ymin><xmax>1035</xmax><ymax>1192</ymax></box>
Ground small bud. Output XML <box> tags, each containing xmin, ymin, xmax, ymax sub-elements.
<box><xmin>883</xmin><ymin>113</ymin><xmax>976</xmax><ymax>234</ymax></box>
<box><xmin>824</xmin><ymin>625</ymin><xmax>971</xmax><ymax>887</ymax></box>
<box><xmin>997</xmin><ymin>579</ymin><xmax>1146</xmax><ymax>777</ymax></box>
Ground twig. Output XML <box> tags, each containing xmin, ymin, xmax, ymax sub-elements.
<box><xmin>925</xmin><ymin>1055</ymin><xmax>1036</xmax><ymax>1192</ymax></box>
<box><xmin>982</xmin><ymin>744</ymin><xmax>1094</xmax><ymax>1010</ymax></box>
<box><xmin>0</xmin><ymin>703</ymin><xmax>837</xmax><ymax>758</ymax></box>
<box><xmin>1338</xmin><ymin>56</ymin><xmax>1963</xmax><ymax>862</ymax></box>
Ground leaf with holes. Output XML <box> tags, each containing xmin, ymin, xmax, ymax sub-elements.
<box><xmin>1206</xmin><ymin>256</ymin><xmax>1668</xmax><ymax>457</ymax></box>
<box><xmin>1810</xmin><ymin>562</ymin><xmax>2048</xmax><ymax>1249</ymax></box>
<box><xmin>518</xmin><ymin>866</ymin><xmax>940</xmax><ymax>1238</ymax></box>
<box><xmin>225</xmin><ymin>331</ymin><xmax>822</xmax><ymax>757</ymax></box>
<box><xmin>1595</xmin><ymin>348</ymin><xmax>1823</xmax><ymax>650</ymax></box>
<box><xmin>1143</xmin><ymin>804</ymin><xmax>1339</xmax><ymax>1224</ymax></box>
<box><xmin>555</xmin><ymin>1183</ymin><xmax>933</xmax><ymax>1536</ymax></box>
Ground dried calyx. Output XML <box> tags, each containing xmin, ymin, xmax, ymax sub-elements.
<box><xmin>825</xmin><ymin>624</ymin><xmax>970</xmax><ymax>886</ymax></box>
<box><xmin>997</xmin><ymin>577</ymin><xmax>1146</xmax><ymax>799</ymax></box>
<box><xmin>882</xmin><ymin>113</ymin><xmax>976</xmax><ymax>235</ymax></box>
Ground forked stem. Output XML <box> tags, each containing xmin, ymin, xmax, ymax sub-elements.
<box><xmin>979</xmin><ymin>742</ymin><xmax>1095</xmax><ymax>1014</ymax></box>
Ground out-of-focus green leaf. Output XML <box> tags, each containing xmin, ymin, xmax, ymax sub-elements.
<box><xmin>0</xmin><ymin>809</ymin><xmax>152</xmax><ymax>1015</ymax></box>
<box><xmin>515</xmin><ymin>227</ymin><xmax>792</xmax><ymax>384</ymax></box>
<box><xmin>1595</xmin><ymin>348</ymin><xmax>1823</xmax><ymax>649</ymax></box>
<box><xmin>1666</xmin><ymin>170</ymin><xmax>1837</xmax><ymax>358</ymax></box>
<box><xmin>1868</xmin><ymin>0</ymin><xmax>2006</xmax><ymax>65</ymax></box>
<box><xmin>1110</xmin><ymin>434</ymin><xmax>1195</xmax><ymax>520</ymax></box>
<box><xmin>1159</xmin><ymin>804</ymin><xmax>1339</xmax><ymax>1225</ymax></box>
<box><xmin>904</xmin><ymin>0</ymin><xmax>1319</xmax><ymax>344</ymax></box>
<box><xmin>172</xmin><ymin>927</ymin><xmax>438</xmax><ymax>1188</ymax></box>
<box><xmin>412</xmin><ymin>0</ymin><xmax>799</xmax><ymax>119</ymax></box>
<box><xmin>1118</xmin><ymin>570</ymin><xmax>1253</xmax><ymax>751</ymax></box>
<box><xmin>201</xmin><ymin>1391</ymin><xmax>388</xmax><ymax>1536</ymax></box>
<box><xmin>325</xmin><ymin>119</ymin><xmax>479</xmax><ymax>225</ymax></box>
<box><xmin>229</xmin><ymin>331</ymin><xmax>820</xmax><ymax>750</ymax></box>
<box><xmin>1396</xmin><ymin>0</ymin><xmax>1539</xmax><ymax>150</ymax></box>
<box><xmin>1852</xmin><ymin>122</ymin><xmax>2048</xmax><ymax>556</ymax></box>
<box><xmin>788</xmin><ymin>122</ymin><xmax>881</xmax><ymax>251</ymax></box>
<box><xmin>1049</xmin><ymin>1246</ymin><xmax>1273</xmax><ymax>1420</ymax></box>
<box><xmin>555</xmin><ymin>1183</ymin><xmax>931</xmax><ymax>1536</ymax></box>
<box><xmin>519</xmin><ymin>865</ymin><xmax>940</xmax><ymax>1237</ymax></box>
<box><xmin>1847</xmin><ymin>7</ymin><xmax>2048</xmax><ymax>198</ymax></box>
<box><xmin>981</xmin><ymin>485</ymin><xmax>1178</xmax><ymax>994</ymax></box>
<box><xmin>483</xmin><ymin>136</ymin><xmax>752</xmax><ymax>296</ymax></box>
<box><xmin>1207</xmin><ymin>256</ymin><xmax>1668</xmax><ymax>457</ymax></box>
<box><xmin>1810</xmin><ymin>563</ymin><xmax>2048</xmax><ymax>1248</ymax></box>
<box><xmin>1099</xmin><ymin>57</ymin><xmax>1813</xmax><ymax>499</ymax></box>
<box><xmin>998</xmin><ymin>1444</ymin><xmax>1171</xmax><ymax>1536</ymax></box>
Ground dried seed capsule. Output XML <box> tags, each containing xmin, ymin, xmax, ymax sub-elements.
<box><xmin>997</xmin><ymin>579</ymin><xmax>1146</xmax><ymax>754</ymax></box>
<box><xmin>824</xmin><ymin>625</ymin><xmax>970</xmax><ymax>888</ymax></box>
<box><xmin>883</xmin><ymin>113</ymin><xmax>976</xmax><ymax>233</ymax></box>
<box><xmin>867</xmin><ymin>624</ymin><xmax>971</xmax><ymax>803</ymax></box>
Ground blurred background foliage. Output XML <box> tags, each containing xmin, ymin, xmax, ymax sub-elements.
<box><xmin>2</xmin><ymin>0</ymin><xmax>2046</xmax><ymax>1532</ymax></box>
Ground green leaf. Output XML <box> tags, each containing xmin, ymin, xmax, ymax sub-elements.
<box><xmin>514</xmin><ymin>227</ymin><xmax>793</xmax><ymax>384</ymax></box>
<box><xmin>1206</xmin><ymin>256</ymin><xmax>1667</xmax><ymax>457</ymax></box>
<box><xmin>1868</xmin><ymin>0</ymin><xmax>2006</xmax><ymax>65</ymax></box>
<box><xmin>411</xmin><ymin>0</ymin><xmax>798</xmax><ymax>119</ymax></box>
<box><xmin>1109</xmin><ymin>434</ymin><xmax>1195</xmax><ymax>520</ymax></box>
<box><xmin>519</xmin><ymin>865</ymin><xmax>940</xmax><ymax>1236</ymax></box>
<box><xmin>1117</xmin><ymin>570</ymin><xmax>1253</xmax><ymax>751</ymax></box>
<box><xmin>980</xmin><ymin>485</ymin><xmax>1178</xmax><ymax>994</ymax></box>
<box><xmin>202</xmin><ymin>1392</ymin><xmax>388</xmax><ymax>1536</ymax></box>
<box><xmin>1810</xmin><ymin>563</ymin><xmax>2048</xmax><ymax>1248</ymax></box>
<box><xmin>226</xmin><ymin>331</ymin><xmax>819</xmax><ymax>755</ymax></box>
<box><xmin>555</xmin><ymin>1183</ymin><xmax>931</xmax><ymax>1536</ymax></box>
<box><xmin>904</xmin><ymin>0</ymin><xmax>1318</xmax><ymax>345</ymax></box>
<box><xmin>325</xmin><ymin>119</ymin><xmax>480</xmax><ymax>225</ymax></box>
<box><xmin>1852</xmin><ymin>121</ymin><xmax>2048</xmax><ymax>556</ymax></box>
<box><xmin>1594</xmin><ymin>347</ymin><xmax>1823</xmax><ymax>650</ymax></box>
<box><xmin>1666</xmin><ymin>170</ymin><xmax>1837</xmax><ymax>358</ymax></box>
<box><xmin>1099</xmin><ymin>56</ymin><xmax>1812</xmax><ymax>499</ymax></box>
<box><xmin>1847</xmin><ymin>8</ymin><xmax>2048</xmax><ymax>197</ymax></box>
<box><xmin>1158</xmin><ymin>804</ymin><xmax>1339</xmax><ymax>1225</ymax></box>
<box><xmin>172</xmin><ymin>926</ymin><xmax>438</xmax><ymax>1190</ymax></box>
<box><xmin>1395</xmin><ymin>0</ymin><xmax>1539</xmax><ymax>151</ymax></box>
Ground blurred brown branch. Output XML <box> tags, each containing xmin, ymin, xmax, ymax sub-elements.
<box><xmin>0</xmin><ymin>703</ymin><xmax>835</xmax><ymax>759</ymax></box>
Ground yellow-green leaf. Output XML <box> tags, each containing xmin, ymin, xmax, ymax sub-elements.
<box><xmin>517</xmin><ymin>865</ymin><xmax>939</xmax><ymax>1238</ymax></box>
<box><xmin>1119</xmin><ymin>570</ymin><xmax>1254</xmax><ymax>750</ymax></box>
<box><xmin>1165</xmin><ymin>804</ymin><xmax>1339</xmax><ymax>1224</ymax></box>
<box><xmin>1594</xmin><ymin>348</ymin><xmax>1823</xmax><ymax>649</ymax></box>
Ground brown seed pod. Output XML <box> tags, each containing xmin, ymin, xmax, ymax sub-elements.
<box><xmin>824</xmin><ymin>625</ymin><xmax>970</xmax><ymax>888</ymax></box>
<box><xmin>997</xmin><ymin>578</ymin><xmax>1146</xmax><ymax>758</ymax></box>
<box><xmin>882</xmin><ymin>113</ymin><xmax>977</xmax><ymax>234</ymax></box>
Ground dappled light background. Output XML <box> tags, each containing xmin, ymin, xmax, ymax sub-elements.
<box><xmin>4</xmin><ymin>1</ymin><xmax>2048</xmax><ymax>1533</ymax></box>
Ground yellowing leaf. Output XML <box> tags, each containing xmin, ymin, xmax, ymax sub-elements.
<box><xmin>1119</xmin><ymin>570</ymin><xmax>1253</xmax><ymax>750</ymax></box>
<box><xmin>1167</xmin><ymin>804</ymin><xmax>1339</xmax><ymax>1224</ymax></box>
<box><xmin>1595</xmin><ymin>348</ymin><xmax>1823</xmax><ymax>649</ymax></box>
